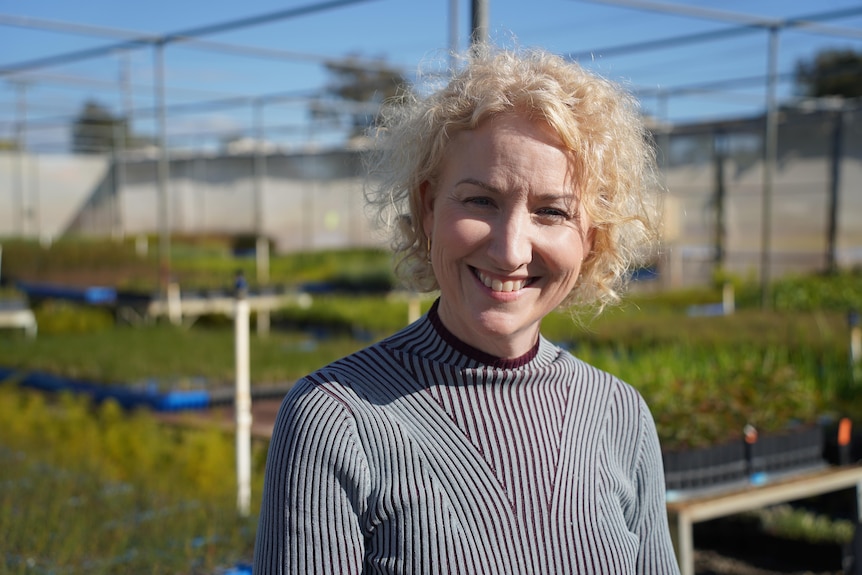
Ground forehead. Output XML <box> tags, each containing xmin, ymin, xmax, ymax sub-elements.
<box><xmin>440</xmin><ymin>114</ymin><xmax>576</xmax><ymax>194</ymax></box>
<box><xmin>455</xmin><ymin>113</ymin><xmax>566</xmax><ymax>153</ymax></box>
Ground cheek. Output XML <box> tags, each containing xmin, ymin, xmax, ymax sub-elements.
<box><xmin>543</xmin><ymin>231</ymin><xmax>589</xmax><ymax>273</ymax></box>
<box><xmin>457</xmin><ymin>218</ymin><xmax>489</xmax><ymax>240</ymax></box>
<box><xmin>443</xmin><ymin>215</ymin><xmax>490</xmax><ymax>247</ymax></box>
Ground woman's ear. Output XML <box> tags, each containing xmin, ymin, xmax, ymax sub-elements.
<box><xmin>419</xmin><ymin>180</ymin><xmax>434</xmax><ymax>236</ymax></box>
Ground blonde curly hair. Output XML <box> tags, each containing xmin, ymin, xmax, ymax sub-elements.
<box><xmin>365</xmin><ymin>46</ymin><xmax>662</xmax><ymax>311</ymax></box>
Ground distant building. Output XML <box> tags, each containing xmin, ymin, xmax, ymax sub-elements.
<box><xmin>658</xmin><ymin>100</ymin><xmax>862</xmax><ymax>287</ymax></box>
<box><xmin>1</xmin><ymin>101</ymin><xmax>860</xmax><ymax>287</ymax></box>
<box><xmin>0</xmin><ymin>146</ymin><xmax>381</xmax><ymax>253</ymax></box>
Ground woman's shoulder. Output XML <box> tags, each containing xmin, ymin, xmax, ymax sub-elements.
<box><xmin>281</xmin><ymin>332</ymin><xmax>412</xmax><ymax>414</ymax></box>
<box><xmin>556</xmin><ymin>347</ymin><xmax>650</xmax><ymax>415</ymax></box>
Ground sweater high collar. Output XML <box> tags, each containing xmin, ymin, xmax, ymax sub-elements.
<box><xmin>426</xmin><ymin>299</ymin><xmax>541</xmax><ymax>370</ymax></box>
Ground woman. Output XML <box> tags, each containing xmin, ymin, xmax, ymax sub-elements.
<box><xmin>254</xmin><ymin>47</ymin><xmax>679</xmax><ymax>574</ymax></box>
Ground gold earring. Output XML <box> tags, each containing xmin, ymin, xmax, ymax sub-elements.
<box><xmin>426</xmin><ymin>236</ymin><xmax>432</xmax><ymax>264</ymax></box>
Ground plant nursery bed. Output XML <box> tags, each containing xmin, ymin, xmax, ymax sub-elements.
<box><xmin>0</xmin><ymin>367</ymin><xmax>209</xmax><ymax>411</ymax></box>
<box><xmin>0</xmin><ymin>367</ymin><xmax>295</xmax><ymax>413</ymax></box>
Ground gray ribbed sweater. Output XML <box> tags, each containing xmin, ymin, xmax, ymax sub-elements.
<box><xmin>254</xmin><ymin>303</ymin><xmax>680</xmax><ymax>574</ymax></box>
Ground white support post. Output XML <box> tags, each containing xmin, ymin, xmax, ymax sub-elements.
<box><xmin>167</xmin><ymin>281</ymin><xmax>182</xmax><ymax>325</ymax></box>
<box><xmin>722</xmin><ymin>282</ymin><xmax>735</xmax><ymax>315</ymax></box>
<box><xmin>675</xmin><ymin>513</ymin><xmax>694</xmax><ymax>575</ymax></box>
<box><xmin>235</xmin><ymin>286</ymin><xmax>252</xmax><ymax>517</ymax></box>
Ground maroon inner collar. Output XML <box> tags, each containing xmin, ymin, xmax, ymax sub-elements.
<box><xmin>427</xmin><ymin>299</ymin><xmax>540</xmax><ymax>369</ymax></box>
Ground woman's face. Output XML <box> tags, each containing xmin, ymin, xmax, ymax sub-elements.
<box><xmin>422</xmin><ymin>113</ymin><xmax>592</xmax><ymax>359</ymax></box>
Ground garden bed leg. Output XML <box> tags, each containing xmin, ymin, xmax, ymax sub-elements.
<box><xmin>669</xmin><ymin>510</ymin><xmax>694</xmax><ymax>575</ymax></box>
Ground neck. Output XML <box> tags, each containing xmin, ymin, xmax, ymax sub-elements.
<box><xmin>428</xmin><ymin>299</ymin><xmax>539</xmax><ymax>369</ymax></box>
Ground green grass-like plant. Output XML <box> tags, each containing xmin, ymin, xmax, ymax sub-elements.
<box><xmin>0</xmin><ymin>323</ymin><xmax>365</xmax><ymax>386</ymax></box>
<box><xmin>4</xmin><ymin>269</ymin><xmax>861</xmax><ymax>449</ymax></box>
<box><xmin>1</xmin><ymin>237</ymin><xmax>396</xmax><ymax>292</ymax></box>
<box><xmin>0</xmin><ymin>386</ymin><xmax>264</xmax><ymax>574</ymax></box>
<box><xmin>576</xmin><ymin>343</ymin><xmax>831</xmax><ymax>449</ymax></box>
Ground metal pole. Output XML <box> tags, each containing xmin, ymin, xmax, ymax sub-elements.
<box><xmin>449</xmin><ymin>0</ymin><xmax>460</xmax><ymax>69</ymax></box>
<box><xmin>154</xmin><ymin>41</ymin><xmax>171</xmax><ymax>293</ymax></box>
<box><xmin>234</xmin><ymin>272</ymin><xmax>252</xmax><ymax>517</ymax></box>
<box><xmin>470</xmin><ymin>0</ymin><xmax>488</xmax><ymax>51</ymax></box>
<box><xmin>253</xmin><ymin>99</ymin><xmax>271</xmax><ymax>336</ymax></box>
<box><xmin>14</xmin><ymin>82</ymin><xmax>27</xmax><ymax>237</ymax></box>
<box><xmin>113</xmin><ymin>50</ymin><xmax>131</xmax><ymax>240</ymax></box>
<box><xmin>656</xmin><ymin>90</ymin><xmax>680</xmax><ymax>290</ymax></box>
<box><xmin>111</xmin><ymin>121</ymin><xmax>122</xmax><ymax>238</ymax></box>
<box><xmin>760</xmin><ymin>26</ymin><xmax>779</xmax><ymax>310</ymax></box>
<box><xmin>826</xmin><ymin>107</ymin><xmax>844</xmax><ymax>274</ymax></box>
<box><xmin>713</xmin><ymin>131</ymin><xmax>727</xmax><ymax>271</ymax></box>
<box><xmin>30</xmin><ymin>155</ymin><xmax>40</xmax><ymax>241</ymax></box>
<box><xmin>195</xmin><ymin>140</ymin><xmax>207</xmax><ymax>232</ymax></box>
<box><xmin>304</xmin><ymin>173</ymin><xmax>314</xmax><ymax>250</ymax></box>
<box><xmin>253</xmin><ymin>99</ymin><xmax>270</xmax><ymax>285</ymax></box>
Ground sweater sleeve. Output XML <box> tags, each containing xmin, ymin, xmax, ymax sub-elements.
<box><xmin>633</xmin><ymin>394</ymin><xmax>681</xmax><ymax>575</ymax></box>
<box><xmin>253</xmin><ymin>378</ymin><xmax>370</xmax><ymax>575</ymax></box>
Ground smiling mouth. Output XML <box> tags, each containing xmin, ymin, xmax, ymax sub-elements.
<box><xmin>474</xmin><ymin>269</ymin><xmax>534</xmax><ymax>293</ymax></box>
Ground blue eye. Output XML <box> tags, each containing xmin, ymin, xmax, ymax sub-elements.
<box><xmin>537</xmin><ymin>207</ymin><xmax>570</xmax><ymax>219</ymax></box>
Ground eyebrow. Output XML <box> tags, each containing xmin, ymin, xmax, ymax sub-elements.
<box><xmin>455</xmin><ymin>178</ymin><xmax>498</xmax><ymax>194</ymax></box>
<box><xmin>456</xmin><ymin>177</ymin><xmax>576</xmax><ymax>204</ymax></box>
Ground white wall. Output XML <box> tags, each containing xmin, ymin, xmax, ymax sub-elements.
<box><xmin>0</xmin><ymin>152</ymin><xmax>108</xmax><ymax>242</ymax></box>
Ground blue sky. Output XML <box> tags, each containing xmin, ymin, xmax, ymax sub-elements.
<box><xmin>2</xmin><ymin>0</ymin><xmax>862</xmax><ymax>151</ymax></box>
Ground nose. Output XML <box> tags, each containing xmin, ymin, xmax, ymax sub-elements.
<box><xmin>487</xmin><ymin>209</ymin><xmax>532</xmax><ymax>271</ymax></box>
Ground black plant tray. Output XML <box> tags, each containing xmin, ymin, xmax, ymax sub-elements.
<box><xmin>663</xmin><ymin>425</ymin><xmax>827</xmax><ymax>493</ymax></box>
<box><xmin>663</xmin><ymin>439</ymin><xmax>747</xmax><ymax>492</ymax></box>
<box><xmin>748</xmin><ymin>425</ymin><xmax>825</xmax><ymax>475</ymax></box>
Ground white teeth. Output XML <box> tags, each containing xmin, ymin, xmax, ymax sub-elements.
<box><xmin>478</xmin><ymin>271</ymin><xmax>526</xmax><ymax>292</ymax></box>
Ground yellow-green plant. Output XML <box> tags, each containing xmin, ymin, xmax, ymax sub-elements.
<box><xmin>0</xmin><ymin>385</ymin><xmax>264</xmax><ymax>574</ymax></box>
